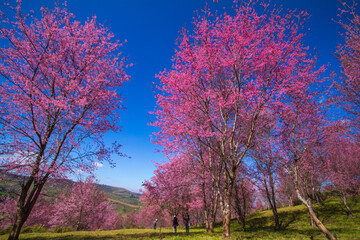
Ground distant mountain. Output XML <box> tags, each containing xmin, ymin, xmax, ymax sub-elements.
<box><xmin>0</xmin><ymin>173</ymin><xmax>141</xmax><ymax>214</ymax></box>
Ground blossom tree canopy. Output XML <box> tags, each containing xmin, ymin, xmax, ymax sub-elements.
<box><xmin>0</xmin><ymin>2</ymin><xmax>129</xmax><ymax>239</ymax></box>
<box><xmin>152</xmin><ymin>2</ymin><xmax>324</xmax><ymax>237</ymax></box>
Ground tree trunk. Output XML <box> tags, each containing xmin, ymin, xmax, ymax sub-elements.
<box><xmin>201</xmin><ymin>177</ymin><xmax>210</xmax><ymax>232</ymax></box>
<box><xmin>222</xmin><ymin>196</ymin><xmax>231</xmax><ymax>238</ymax></box>
<box><xmin>271</xmin><ymin>207</ymin><xmax>280</xmax><ymax>230</ymax></box>
<box><xmin>288</xmin><ymin>196</ymin><xmax>294</xmax><ymax>207</ymax></box>
<box><xmin>293</xmin><ymin>162</ymin><xmax>336</xmax><ymax>240</ymax></box>
<box><xmin>263</xmin><ymin>174</ymin><xmax>280</xmax><ymax>231</ymax></box>
<box><xmin>234</xmin><ymin>182</ymin><xmax>247</xmax><ymax>232</ymax></box>
<box><xmin>222</xmin><ymin>181</ymin><xmax>232</xmax><ymax>238</ymax></box>
<box><xmin>306</xmin><ymin>202</ymin><xmax>336</xmax><ymax>240</ymax></box>
<box><xmin>297</xmin><ymin>193</ymin><xmax>336</xmax><ymax>239</ymax></box>
<box><xmin>8</xmin><ymin>215</ymin><xmax>25</xmax><ymax>240</ymax></box>
<box><xmin>341</xmin><ymin>194</ymin><xmax>353</xmax><ymax>218</ymax></box>
<box><xmin>237</xmin><ymin>213</ymin><xmax>246</xmax><ymax>232</ymax></box>
<box><xmin>294</xmin><ymin>166</ymin><xmax>336</xmax><ymax>240</ymax></box>
<box><xmin>8</xmin><ymin>178</ymin><xmax>47</xmax><ymax>240</ymax></box>
<box><xmin>270</xmin><ymin>176</ymin><xmax>280</xmax><ymax>230</ymax></box>
<box><xmin>208</xmin><ymin>221</ymin><xmax>214</xmax><ymax>233</ymax></box>
<box><xmin>309</xmin><ymin>211</ymin><xmax>316</xmax><ymax>228</ymax></box>
<box><xmin>209</xmin><ymin>192</ymin><xmax>219</xmax><ymax>233</ymax></box>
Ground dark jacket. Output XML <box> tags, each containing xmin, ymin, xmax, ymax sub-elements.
<box><xmin>173</xmin><ymin>216</ymin><xmax>178</xmax><ymax>226</ymax></box>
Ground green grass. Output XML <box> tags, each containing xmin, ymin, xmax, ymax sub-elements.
<box><xmin>1</xmin><ymin>197</ymin><xmax>359</xmax><ymax>240</ymax></box>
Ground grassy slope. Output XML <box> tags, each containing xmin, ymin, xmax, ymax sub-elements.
<box><xmin>1</xmin><ymin>197</ymin><xmax>359</xmax><ymax>240</ymax></box>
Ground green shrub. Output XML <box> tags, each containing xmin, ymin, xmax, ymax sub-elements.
<box><xmin>4</xmin><ymin>225</ymin><xmax>12</xmax><ymax>234</ymax></box>
<box><xmin>52</xmin><ymin>226</ymin><xmax>62</xmax><ymax>233</ymax></box>
<box><xmin>52</xmin><ymin>225</ymin><xmax>73</xmax><ymax>233</ymax></box>
<box><xmin>0</xmin><ymin>229</ymin><xmax>4</xmax><ymax>235</ymax></box>
<box><xmin>31</xmin><ymin>224</ymin><xmax>47</xmax><ymax>233</ymax></box>
<box><xmin>20</xmin><ymin>226</ymin><xmax>32</xmax><ymax>233</ymax></box>
<box><xmin>62</xmin><ymin>226</ymin><xmax>73</xmax><ymax>232</ymax></box>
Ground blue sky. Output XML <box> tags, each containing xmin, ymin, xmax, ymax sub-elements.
<box><xmin>18</xmin><ymin>0</ymin><xmax>348</xmax><ymax>193</ymax></box>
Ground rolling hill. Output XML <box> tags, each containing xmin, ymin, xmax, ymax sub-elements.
<box><xmin>0</xmin><ymin>173</ymin><xmax>141</xmax><ymax>214</ymax></box>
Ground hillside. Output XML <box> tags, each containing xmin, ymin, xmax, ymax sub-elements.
<box><xmin>0</xmin><ymin>173</ymin><xmax>141</xmax><ymax>214</ymax></box>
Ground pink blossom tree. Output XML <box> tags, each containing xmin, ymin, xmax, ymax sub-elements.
<box><xmin>134</xmin><ymin>204</ymin><xmax>171</xmax><ymax>229</ymax></box>
<box><xmin>122</xmin><ymin>211</ymin><xmax>136</xmax><ymax>229</ymax></box>
<box><xmin>182</xmin><ymin>140</ymin><xmax>223</xmax><ymax>233</ymax></box>
<box><xmin>0</xmin><ymin>2</ymin><xmax>129</xmax><ymax>239</ymax></box>
<box><xmin>0</xmin><ymin>197</ymin><xmax>16</xmax><ymax>230</ymax></box>
<box><xmin>50</xmin><ymin>178</ymin><xmax>121</xmax><ymax>231</ymax></box>
<box><xmin>322</xmin><ymin>122</ymin><xmax>360</xmax><ymax>217</ymax></box>
<box><xmin>152</xmin><ymin>2</ymin><xmax>322</xmax><ymax>237</ymax></box>
<box><xmin>336</xmin><ymin>1</ymin><xmax>360</xmax><ymax>135</ymax></box>
<box><xmin>279</xmin><ymin>95</ymin><xmax>337</xmax><ymax>239</ymax></box>
<box><xmin>141</xmin><ymin>155</ymin><xmax>193</xmax><ymax>219</ymax></box>
<box><xmin>0</xmin><ymin>194</ymin><xmax>53</xmax><ymax>230</ymax></box>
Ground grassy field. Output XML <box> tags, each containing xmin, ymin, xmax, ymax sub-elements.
<box><xmin>1</xmin><ymin>197</ymin><xmax>359</xmax><ymax>240</ymax></box>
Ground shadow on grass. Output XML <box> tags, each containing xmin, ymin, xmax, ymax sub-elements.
<box><xmin>243</xmin><ymin>209</ymin><xmax>302</xmax><ymax>231</ymax></box>
<box><xmin>279</xmin><ymin>210</ymin><xmax>302</xmax><ymax>230</ymax></box>
<box><xmin>18</xmin><ymin>231</ymin><xmax>204</xmax><ymax>240</ymax></box>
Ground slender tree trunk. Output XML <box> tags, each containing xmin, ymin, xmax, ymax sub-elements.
<box><xmin>263</xmin><ymin>174</ymin><xmax>280</xmax><ymax>230</ymax></box>
<box><xmin>234</xmin><ymin>182</ymin><xmax>247</xmax><ymax>232</ymax></box>
<box><xmin>289</xmin><ymin>196</ymin><xmax>294</xmax><ymax>207</ymax></box>
<box><xmin>222</xmin><ymin>174</ymin><xmax>234</xmax><ymax>238</ymax></box>
<box><xmin>204</xmin><ymin>212</ymin><xmax>210</xmax><ymax>232</ymax></box>
<box><xmin>309</xmin><ymin>211</ymin><xmax>316</xmax><ymax>228</ymax></box>
<box><xmin>294</xmin><ymin>163</ymin><xmax>337</xmax><ymax>240</ymax></box>
<box><xmin>75</xmin><ymin>205</ymin><xmax>84</xmax><ymax>231</ymax></box>
<box><xmin>240</xmin><ymin>216</ymin><xmax>246</xmax><ymax>232</ymax></box>
<box><xmin>270</xmin><ymin>175</ymin><xmax>280</xmax><ymax>230</ymax></box>
<box><xmin>201</xmin><ymin>172</ymin><xmax>210</xmax><ymax>232</ymax></box>
<box><xmin>304</xmin><ymin>200</ymin><xmax>336</xmax><ymax>240</ymax></box>
<box><xmin>209</xmin><ymin>191</ymin><xmax>219</xmax><ymax>233</ymax></box>
<box><xmin>208</xmin><ymin>221</ymin><xmax>214</xmax><ymax>233</ymax></box>
<box><xmin>241</xmin><ymin>187</ymin><xmax>247</xmax><ymax>232</ymax></box>
<box><xmin>341</xmin><ymin>194</ymin><xmax>353</xmax><ymax>218</ymax></box>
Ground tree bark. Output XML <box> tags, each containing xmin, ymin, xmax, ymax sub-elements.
<box><xmin>8</xmin><ymin>177</ymin><xmax>47</xmax><ymax>240</ymax></box>
<box><xmin>341</xmin><ymin>194</ymin><xmax>353</xmax><ymax>218</ymax></box>
<box><xmin>222</xmin><ymin>175</ymin><xmax>233</xmax><ymax>238</ymax></box>
<box><xmin>304</xmin><ymin>200</ymin><xmax>336</xmax><ymax>240</ymax></box>
<box><xmin>234</xmin><ymin>182</ymin><xmax>247</xmax><ymax>232</ymax></box>
<box><xmin>8</xmin><ymin>213</ymin><xmax>25</xmax><ymax>240</ymax></box>
<box><xmin>222</xmin><ymin>191</ymin><xmax>231</xmax><ymax>238</ymax></box>
<box><xmin>201</xmin><ymin>173</ymin><xmax>210</xmax><ymax>232</ymax></box>
<box><xmin>263</xmin><ymin>173</ymin><xmax>280</xmax><ymax>230</ymax></box>
<box><xmin>309</xmin><ymin>211</ymin><xmax>316</xmax><ymax>228</ymax></box>
<box><xmin>288</xmin><ymin>196</ymin><xmax>294</xmax><ymax>207</ymax></box>
<box><xmin>294</xmin><ymin>164</ymin><xmax>337</xmax><ymax>240</ymax></box>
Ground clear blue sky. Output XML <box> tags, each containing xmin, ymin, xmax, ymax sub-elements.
<box><xmin>19</xmin><ymin>0</ymin><xmax>347</xmax><ymax>193</ymax></box>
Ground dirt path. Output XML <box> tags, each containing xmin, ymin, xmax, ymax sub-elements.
<box><xmin>109</xmin><ymin>198</ymin><xmax>141</xmax><ymax>208</ymax></box>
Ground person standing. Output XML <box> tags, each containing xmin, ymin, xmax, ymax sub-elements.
<box><xmin>153</xmin><ymin>219</ymin><xmax>158</xmax><ymax>230</ymax></box>
<box><xmin>184</xmin><ymin>214</ymin><xmax>190</xmax><ymax>233</ymax></box>
<box><xmin>172</xmin><ymin>215</ymin><xmax>178</xmax><ymax>233</ymax></box>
